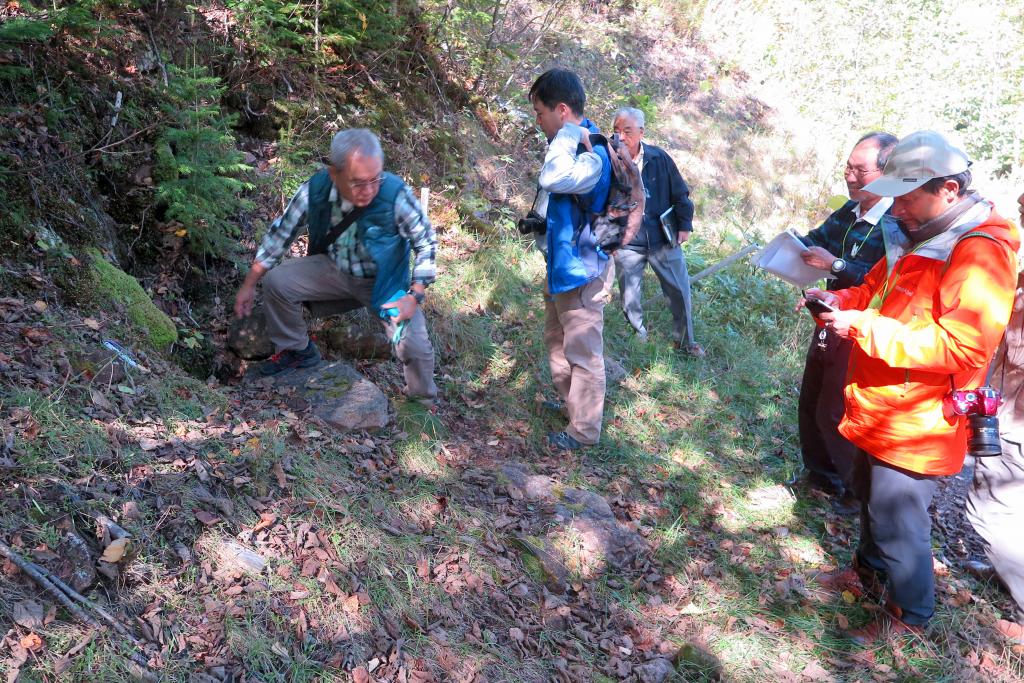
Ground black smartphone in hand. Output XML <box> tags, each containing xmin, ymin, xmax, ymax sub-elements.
<box><xmin>803</xmin><ymin>293</ymin><xmax>836</xmax><ymax>316</ymax></box>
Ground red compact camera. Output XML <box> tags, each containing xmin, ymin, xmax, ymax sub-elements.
<box><xmin>948</xmin><ymin>386</ymin><xmax>1002</xmax><ymax>457</ymax></box>
<box><xmin>948</xmin><ymin>387</ymin><xmax>1001</xmax><ymax>417</ymax></box>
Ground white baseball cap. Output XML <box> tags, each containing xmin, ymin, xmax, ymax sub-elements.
<box><xmin>862</xmin><ymin>130</ymin><xmax>972</xmax><ymax>197</ymax></box>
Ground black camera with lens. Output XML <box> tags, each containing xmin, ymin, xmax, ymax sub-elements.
<box><xmin>949</xmin><ymin>386</ymin><xmax>1002</xmax><ymax>457</ymax></box>
<box><xmin>517</xmin><ymin>210</ymin><xmax>546</xmax><ymax>235</ymax></box>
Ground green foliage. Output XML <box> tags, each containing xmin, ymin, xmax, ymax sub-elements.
<box><xmin>224</xmin><ymin>0</ymin><xmax>405</xmax><ymax>62</ymax></box>
<box><xmin>87</xmin><ymin>248</ymin><xmax>178</xmax><ymax>348</ymax></box>
<box><xmin>0</xmin><ymin>0</ymin><xmax>108</xmax><ymax>44</ymax></box>
<box><xmin>421</xmin><ymin>0</ymin><xmax>565</xmax><ymax>97</ymax></box>
<box><xmin>155</xmin><ymin>64</ymin><xmax>252</xmax><ymax>257</ymax></box>
<box><xmin>626</xmin><ymin>92</ymin><xmax>657</xmax><ymax>128</ymax></box>
<box><xmin>697</xmin><ymin>0</ymin><xmax>1024</xmax><ymax>186</ymax></box>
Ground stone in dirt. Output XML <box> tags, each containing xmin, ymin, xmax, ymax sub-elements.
<box><xmin>322</xmin><ymin>308</ymin><xmax>392</xmax><ymax>360</ymax></box>
<box><xmin>216</xmin><ymin>540</ymin><xmax>266</xmax><ymax>575</ymax></box>
<box><xmin>227</xmin><ymin>308</ymin><xmax>274</xmax><ymax>360</ymax></box>
<box><xmin>635</xmin><ymin>657</ymin><xmax>677</xmax><ymax>683</ymax></box>
<box><xmin>605</xmin><ymin>357</ymin><xmax>627</xmax><ymax>384</ymax></box>
<box><xmin>250</xmin><ymin>360</ymin><xmax>390</xmax><ymax>431</ymax></box>
<box><xmin>500</xmin><ymin>462</ymin><xmax>647</xmax><ymax>584</ymax></box>
<box><xmin>62</xmin><ymin>532</ymin><xmax>97</xmax><ymax>593</ymax></box>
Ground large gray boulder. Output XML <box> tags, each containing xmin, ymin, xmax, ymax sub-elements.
<box><xmin>250</xmin><ymin>360</ymin><xmax>390</xmax><ymax>431</ymax></box>
<box><xmin>499</xmin><ymin>462</ymin><xmax>647</xmax><ymax>592</ymax></box>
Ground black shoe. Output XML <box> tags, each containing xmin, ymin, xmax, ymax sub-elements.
<box><xmin>786</xmin><ymin>470</ymin><xmax>842</xmax><ymax>496</ymax></box>
<box><xmin>258</xmin><ymin>341</ymin><xmax>321</xmax><ymax>376</ymax></box>
<box><xmin>540</xmin><ymin>399</ymin><xmax>565</xmax><ymax>415</ymax></box>
<box><xmin>546</xmin><ymin>431</ymin><xmax>584</xmax><ymax>451</ymax></box>
<box><xmin>964</xmin><ymin>558</ymin><xmax>995</xmax><ymax>580</ymax></box>
<box><xmin>830</xmin><ymin>491</ymin><xmax>859</xmax><ymax>516</ymax></box>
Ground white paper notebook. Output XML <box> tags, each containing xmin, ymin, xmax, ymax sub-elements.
<box><xmin>754</xmin><ymin>229</ymin><xmax>832</xmax><ymax>287</ymax></box>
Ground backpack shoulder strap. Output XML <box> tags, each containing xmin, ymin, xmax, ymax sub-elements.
<box><xmin>941</xmin><ymin>230</ymin><xmax>1003</xmax><ymax>275</ymax></box>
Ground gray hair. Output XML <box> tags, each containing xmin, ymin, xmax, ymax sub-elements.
<box><xmin>613</xmin><ymin>107</ymin><xmax>646</xmax><ymax>129</ymax></box>
<box><xmin>329</xmin><ymin>129</ymin><xmax>383</xmax><ymax>169</ymax></box>
<box><xmin>855</xmin><ymin>131</ymin><xmax>899</xmax><ymax>169</ymax></box>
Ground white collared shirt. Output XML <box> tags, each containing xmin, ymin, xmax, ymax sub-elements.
<box><xmin>854</xmin><ymin>196</ymin><xmax>894</xmax><ymax>225</ymax></box>
<box><xmin>633</xmin><ymin>144</ymin><xmax>646</xmax><ymax>174</ymax></box>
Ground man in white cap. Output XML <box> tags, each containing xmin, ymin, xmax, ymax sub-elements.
<box><xmin>966</xmin><ymin>190</ymin><xmax>1024</xmax><ymax>647</ymax></box>
<box><xmin>808</xmin><ymin>130</ymin><xmax>1019</xmax><ymax>643</ymax></box>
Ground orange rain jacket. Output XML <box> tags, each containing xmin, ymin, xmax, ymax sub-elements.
<box><xmin>832</xmin><ymin>198</ymin><xmax>1019</xmax><ymax>475</ymax></box>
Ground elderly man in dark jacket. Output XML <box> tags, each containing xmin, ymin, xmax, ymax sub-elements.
<box><xmin>611</xmin><ymin>108</ymin><xmax>703</xmax><ymax>356</ymax></box>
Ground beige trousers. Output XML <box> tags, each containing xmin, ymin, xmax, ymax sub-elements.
<box><xmin>262</xmin><ymin>255</ymin><xmax>437</xmax><ymax>399</ymax></box>
<box><xmin>543</xmin><ymin>262</ymin><xmax>615</xmax><ymax>445</ymax></box>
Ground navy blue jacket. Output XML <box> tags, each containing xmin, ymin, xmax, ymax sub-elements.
<box><xmin>800</xmin><ymin>200</ymin><xmax>899</xmax><ymax>291</ymax></box>
<box><xmin>625</xmin><ymin>143</ymin><xmax>694</xmax><ymax>251</ymax></box>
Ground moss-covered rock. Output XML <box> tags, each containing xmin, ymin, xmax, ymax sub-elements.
<box><xmin>87</xmin><ymin>249</ymin><xmax>178</xmax><ymax>348</ymax></box>
<box><xmin>152</xmin><ymin>141</ymin><xmax>179</xmax><ymax>184</ymax></box>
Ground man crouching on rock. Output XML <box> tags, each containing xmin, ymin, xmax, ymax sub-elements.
<box><xmin>233</xmin><ymin>128</ymin><xmax>438</xmax><ymax>404</ymax></box>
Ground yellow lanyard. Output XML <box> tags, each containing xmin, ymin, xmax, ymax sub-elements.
<box><xmin>841</xmin><ymin>214</ymin><xmax>877</xmax><ymax>259</ymax></box>
<box><xmin>867</xmin><ymin>233</ymin><xmax>945</xmax><ymax>309</ymax></box>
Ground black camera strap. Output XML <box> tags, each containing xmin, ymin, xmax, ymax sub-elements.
<box><xmin>310</xmin><ymin>206</ymin><xmax>365</xmax><ymax>256</ymax></box>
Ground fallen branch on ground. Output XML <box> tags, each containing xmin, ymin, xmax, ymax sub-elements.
<box><xmin>691</xmin><ymin>244</ymin><xmax>761</xmax><ymax>283</ymax></box>
<box><xmin>0</xmin><ymin>540</ymin><xmax>157</xmax><ymax>678</ymax></box>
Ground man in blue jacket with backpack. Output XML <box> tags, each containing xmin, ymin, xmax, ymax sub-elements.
<box><xmin>528</xmin><ymin>69</ymin><xmax>613</xmax><ymax>451</ymax></box>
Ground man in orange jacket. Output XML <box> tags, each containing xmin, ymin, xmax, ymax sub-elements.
<box><xmin>808</xmin><ymin>130</ymin><xmax>1019</xmax><ymax>643</ymax></box>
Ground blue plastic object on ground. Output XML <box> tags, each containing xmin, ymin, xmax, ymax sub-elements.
<box><xmin>102</xmin><ymin>339</ymin><xmax>148</xmax><ymax>372</ymax></box>
<box><xmin>379</xmin><ymin>290</ymin><xmax>407</xmax><ymax>345</ymax></box>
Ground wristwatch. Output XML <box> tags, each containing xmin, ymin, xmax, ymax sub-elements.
<box><xmin>831</xmin><ymin>258</ymin><xmax>847</xmax><ymax>273</ymax></box>
<box><xmin>410</xmin><ymin>290</ymin><xmax>425</xmax><ymax>305</ymax></box>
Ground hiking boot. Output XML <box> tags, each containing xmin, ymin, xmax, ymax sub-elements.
<box><xmin>673</xmin><ymin>340</ymin><xmax>705</xmax><ymax>357</ymax></box>
<box><xmin>845</xmin><ymin>612</ymin><xmax>925</xmax><ymax>647</ymax></box>
<box><xmin>786</xmin><ymin>470</ymin><xmax>842</xmax><ymax>496</ymax></box>
<box><xmin>682</xmin><ymin>342</ymin><xmax>705</xmax><ymax>358</ymax></box>
<box><xmin>258</xmin><ymin>341</ymin><xmax>321</xmax><ymax>376</ymax></box>
<box><xmin>547</xmin><ymin>431</ymin><xmax>585</xmax><ymax>451</ymax></box>
<box><xmin>963</xmin><ymin>557</ymin><xmax>995</xmax><ymax>580</ymax></box>
<box><xmin>816</xmin><ymin>556</ymin><xmax>886</xmax><ymax>602</ymax></box>
<box><xmin>540</xmin><ymin>399</ymin><xmax>566</xmax><ymax>415</ymax></box>
<box><xmin>830</xmin><ymin>491</ymin><xmax>859</xmax><ymax>516</ymax></box>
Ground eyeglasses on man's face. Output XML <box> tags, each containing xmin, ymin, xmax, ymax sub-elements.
<box><xmin>844</xmin><ymin>164</ymin><xmax>881</xmax><ymax>178</ymax></box>
<box><xmin>349</xmin><ymin>174</ymin><xmax>384</xmax><ymax>191</ymax></box>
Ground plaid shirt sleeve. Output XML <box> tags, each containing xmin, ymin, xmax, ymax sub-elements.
<box><xmin>394</xmin><ymin>184</ymin><xmax>437</xmax><ymax>286</ymax></box>
<box><xmin>802</xmin><ymin>202</ymin><xmax>892</xmax><ymax>289</ymax></box>
<box><xmin>254</xmin><ymin>180</ymin><xmax>311</xmax><ymax>269</ymax></box>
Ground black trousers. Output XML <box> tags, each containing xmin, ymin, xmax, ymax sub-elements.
<box><xmin>798</xmin><ymin>325</ymin><xmax>856</xmax><ymax>491</ymax></box>
<box><xmin>853</xmin><ymin>450</ymin><xmax>939</xmax><ymax>626</ymax></box>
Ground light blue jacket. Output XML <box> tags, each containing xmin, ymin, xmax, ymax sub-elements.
<box><xmin>541</xmin><ymin>119</ymin><xmax>612</xmax><ymax>294</ymax></box>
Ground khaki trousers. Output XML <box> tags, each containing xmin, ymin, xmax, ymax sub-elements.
<box><xmin>262</xmin><ymin>255</ymin><xmax>437</xmax><ymax>399</ymax></box>
<box><xmin>967</xmin><ymin>438</ymin><xmax>1024</xmax><ymax>623</ymax></box>
<box><xmin>543</xmin><ymin>262</ymin><xmax>615</xmax><ymax>445</ymax></box>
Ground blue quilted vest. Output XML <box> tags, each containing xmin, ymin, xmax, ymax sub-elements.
<box><xmin>306</xmin><ymin>169</ymin><xmax>410</xmax><ymax>311</ymax></box>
